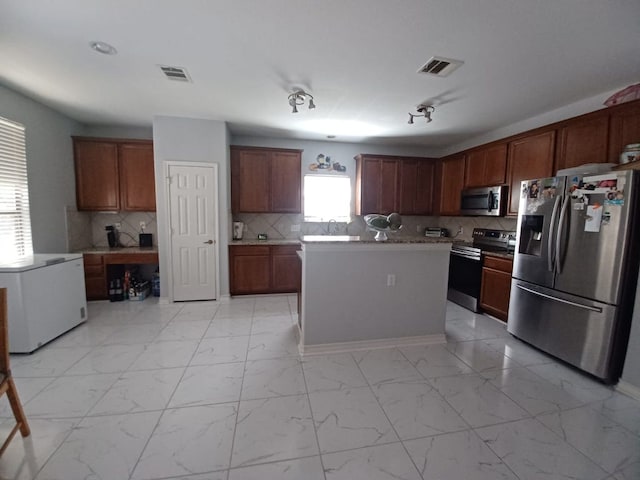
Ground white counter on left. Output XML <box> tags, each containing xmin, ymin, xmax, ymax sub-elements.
<box><xmin>0</xmin><ymin>254</ymin><xmax>87</xmax><ymax>353</ymax></box>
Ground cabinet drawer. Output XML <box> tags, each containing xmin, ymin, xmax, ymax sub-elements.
<box><xmin>83</xmin><ymin>254</ymin><xmax>104</xmax><ymax>265</ymax></box>
<box><xmin>230</xmin><ymin>245</ymin><xmax>270</xmax><ymax>256</ymax></box>
<box><xmin>483</xmin><ymin>255</ymin><xmax>513</xmax><ymax>272</ymax></box>
<box><xmin>270</xmin><ymin>245</ymin><xmax>300</xmax><ymax>255</ymax></box>
<box><xmin>84</xmin><ymin>264</ymin><xmax>105</xmax><ymax>276</ymax></box>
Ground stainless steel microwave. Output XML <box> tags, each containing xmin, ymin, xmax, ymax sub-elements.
<box><xmin>460</xmin><ymin>185</ymin><xmax>508</xmax><ymax>216</ymax></box>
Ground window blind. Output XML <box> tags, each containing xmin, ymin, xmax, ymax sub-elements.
<box><xmin>0</xmin><ymin>116</ymin><xmax>33</xmax><ymax>260</ymax></box>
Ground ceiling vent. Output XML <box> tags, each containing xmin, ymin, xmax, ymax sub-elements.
<box><xmin>418</xmin><ymin>56</ymin><xmax>464</xmax><ymax>77</ymax></box>
<box><xmin>159</xmin><ymin>65</ymin><xmax>192</xmax><ymax>82</ymax></box>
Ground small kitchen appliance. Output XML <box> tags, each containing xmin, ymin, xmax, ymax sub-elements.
<box><xmin>425</xmin><ymin>227</ymin><xmax>448</xmax><ymax>237</ymax></box>
<box><xmin>139</xmin><ymin>233</ymin><xmax>153</xmax><ymax>248</ymax></box>
<box><xmin>232</xmin><ymin>222</ymin><xmax>244</xmax><ymax>240</ymax></box>
<box><xmin>460</xmin><ymin>185</ymin><xmax>508</xmax><ymax>216</ymax></box>
<box><xmin>105</xmin><ymin>225</ymin><xmax>118</xmax><ymax>248</ymax></box>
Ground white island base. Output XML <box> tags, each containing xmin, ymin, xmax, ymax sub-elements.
<box><xmin>299</xmin><ymin>238</ymin><xmax>451</xmax><ymax>355</ymax></box>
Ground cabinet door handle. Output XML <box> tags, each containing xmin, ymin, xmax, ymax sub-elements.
<box><xmin>203</xmin><ymin>240</ymin><xmax>214</xmax><ymax>244</ymax></box>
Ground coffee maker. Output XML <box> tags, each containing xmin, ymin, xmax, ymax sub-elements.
<box><xmin>105</xmin><ymin>225</ymin><xmax>119</xmax><ymax>248</ymax></box>
<box><xmin>232</xmin><ymin>222</ymin><xmax>244</xmax><ymax>240</ymax></box>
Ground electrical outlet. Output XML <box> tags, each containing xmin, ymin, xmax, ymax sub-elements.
<box><xmin>457</xmin><ymin>225</ymin><xmax>464</xmax><ymax>235</ymax></box>
<box><xmin>386</xmin><ymin>274</ymin><xmax>396</xmax><ymax>287</ymax></box>
<box><xmin>290</xmin><ymin>224</ymin><xmax>300</xmax><ymax>232</ymax></box>
<box><xmin>114</xmin><ymin>222</ymin><xmax>121</xmax><ymax>230</ymax></box>
<box><xmin>139</xmin><ymin>221</ymin><xmax>146</xmax><ymax>231</ymax></box>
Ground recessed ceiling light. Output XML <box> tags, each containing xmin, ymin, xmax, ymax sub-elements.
<box><xmin>89</xmin><ymin>41</ymin><xmax>117</xmax><ymax>55</ymax></box>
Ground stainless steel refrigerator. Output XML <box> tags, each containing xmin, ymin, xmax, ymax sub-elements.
<box><xmin>508</xmin><ymin>169</ymin><xmax>640</xmax><ymax>383</ymax></box>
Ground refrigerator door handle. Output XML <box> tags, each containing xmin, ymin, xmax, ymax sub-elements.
<box><xmin>515</xmin><ymin>284</ymin><xmax>603</xmax><ymax>313</ymax></box>
<box><xmin>555</xmin><ymin>195</ymin><xmax>570</xmax><ymax>274</ymax></box>
<box><xmin>547</xmin><ymin>195</ymin><xmax>562</xmax><ymax>272</ymax></box>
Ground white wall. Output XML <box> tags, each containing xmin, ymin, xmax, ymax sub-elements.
<box><xmin>153</xmin><ymin>116</ymin><xmax>230</xmax><ymax>299</ymax></box>
<box><xmin>81</xmin><ymin>125</ymin><xmax>153</xmax><ymax>140</ymax></box>
<box><xmin>0</xmin><ymin>84</ymin><xmax>82</xmax><ymax>253</ymax></box>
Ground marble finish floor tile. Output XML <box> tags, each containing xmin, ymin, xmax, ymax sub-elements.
<box><xmin>101</xmin><ymin>323</ymin><xmax>166</xmax><ymax>345</ymax></box>
<box><xmin>482</xmin><ymin>367</ymin><xmax>583</xmax><ymax>415</ymax></box>
<box><xmin>232</xmin><ymin>395</ymin><xmax>317</xmax><ymax>467</ymax></box>
<box><xmin>228</xmin><ymin>456</ymin><xmax>325</xmax><ymax>480</ymax></box>
<box><xmin>133</xmin><ymin>404</ymin><xmax>237</xmax><ymax>479</ymax></box>
<box><xmin>25</xmin><ymin>373</ymin><xmax>119</xmax><ymax>418</ymax></box>
<box><xmin>399</xmin><ymin>344</ymin><xmax>474</xmax><ymax>378</ymax></box>
<box><xmin>483</xmin><ymin>336</ymin><xmax>556</xmax><ymax>366</ymax></box>
<box><xmin>323</xmin><ymin>443</ymin><xmax>421</xmax><ymax>480</ymax></box>
<box><xmin>351</xmin><ymin>348</ymin><xmax>422</xmax><ymax>386</ymax></box>
<box><xmin>154</xmin><ymin>320</ymin><xmax>211</xmax><ymax>342</ymax></box>
<box><xmin>404</xmin><ymin>430</ymin><xmax>518</xmax><ymax>480</ymax></box>
<box><xmin>537</xmin><ymin>406</ymin><xmax>640</xmax><ymax>475</ymax></box>
<box><xmin>169</xmin><ymin>363</ymin><xmax>244</xmax><ymax>407</ymax></box>
<box><xmin>0</xmin><ymin>418</ymin><xmax>77</xmax><ymax>480</ymax></box>
<box><xmin>190</xmin><ymin>336</ymin><xmax>250</xmax><ymax>365</ymax></box>
<box><xmin>11</xmin><ymin>347</ymin><xmax>92</xmax><ymax>377</ymax></box>
<box><xmin>90</xmin><ymin>367</ymin><xmax>184</xmax><ymax>415</ymax></box>
<box><xmin>591</xmin><ymin>392</ymin><xmax>640</xmax><ymax>436</ymax></box>
<box><xmin>204</xmin><ymin>317</ymin><xmax>252</xmax><ymax>338</ymax></box>
<box><xmin>446</xmin><ymin>340</ymin><xmax>521</xmax><ymax>372</ymax></box>
<box><xmin>302</xmin><ymin>353</ymin><xmax>368</xmax><ymax>392</ymax></box>
<box><xmin>241</xmin><ymin>357</ymin><xmax>305</xmax><ymax>400</ymax></box>
<box><xmin>250</xmin><ymin>315</ymin><xmax>295</xmax><ymax>335</ymax></box>
<box><xmin>35</xmin><ymin>411</ymin><xmax>160</xmax><ymax>480</ymax></box>
<box><xmin>246</xmin><ymin>331</ymin><xmax>299</xmax><ymax>360</ymax></box>
<box><xmin>372</xmin><ymin>379</ymin><xmax>468</xmax><ymax>440</ymax></box>
<box><xmin>64</xmin><ymin>343</ymin><xmax>146</xmax><ymax>374</ymax></box>
<box><xmin>0</xmin><ymin>377</ymin><xmax>54</xmax><ymax>418</ymax></box>
<box><xmin>46</xmin><ymin>323</ymin><xmax>119</xmax><ymax>348</ymax></box>
<box><xmin>172</xmin><ymin>302</ymin><xmax>218</xmax><ymax>321</ymax></box>
<box><xmin>477</xmin><ymin>418</ymin><xmax>608</xmax><ymax>480</ymax></box>
<box><xmin>309</xmin><ymin>386</ymin><xmax>398</xmax><ymax>453</ymax></box>
<box><xmin>430</xmin><ymin>373</ymin><xmax>529</xmax><ymax>428</ymax></box>
<box><xmin>528</xmin><ymin>363</ymin><xmax>617</xmax><ymax>403</ymax></box>
<box><xmin>129</xmin><ymin>340</ymin><xmax>199</xmax><ymax>370</ymax></box>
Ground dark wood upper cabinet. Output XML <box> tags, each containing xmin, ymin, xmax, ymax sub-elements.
<box><xmin>556</xmin><ymin>112</ymin><xmax>610</xmax><ymax>171</ymax></box>
<box><xmin>355</xmin><ymin>155</ymin><xmax>398</xmax><ymax>215</ymax></box>
<box><xmin>74</xmin><ymin>137</ymin><xmax>155</xmax><ymax>212</ymax></box>
<box><xmin>119</xmin><ymin>143</ymin><xmax>156</xmax><ymax>211</ymax></box>
<box><xmin>398</xmin><ymin>159</ymin><xmax>435</xmax><ymax>215</ymax></box>
<box><xmin>436</xmin><ymin>154</ymin><xmax>466</xmax><ymax>216</ymax></box>
<box><xmin>464</xmin><ymin>143</ymin><xmax>507</xmax><ymax>188</ymax></box>
<box><xmin>506</xmin><ymin>130</ymin><xmax>556</xmax><ymax>216</ymax></box>
<box><xmin>608</xmin><ymin>102</ymin><xmax>640</xmax><ymax>163</ymax></box>
<box><xmin>356</xmin><ymin>154</ymin><xmax>434</xmax><ymax>216</ymax></box>
<box><xmin>231</xmin><ymin>146</ymin><xmax>302</xmax><ymax>214</ymax></box>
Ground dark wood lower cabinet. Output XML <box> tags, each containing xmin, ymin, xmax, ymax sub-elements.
<box><xmin>230</xmin><ymin>244</ymin><xmax>301</xmax><ymax>295</ymax></box>
<box><xmin>83</xmin><ymin>254</ymin><xmax>107</xmax><ymax>300</ymax></box>
<box><xmin>479</xmin><ymin>255</ymin><xmax>513</xmax><ymax>322</ymax></box>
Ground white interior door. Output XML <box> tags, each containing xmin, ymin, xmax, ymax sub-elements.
<box><xmin>168</xmin><ymin>164</ymin><xmax>217</xmax><ymax>301</ymax></box>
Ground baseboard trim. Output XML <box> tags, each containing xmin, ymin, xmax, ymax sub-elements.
<box><xmin>299</xmin><ymin>334</ymin><xmax>447</xmax><ymax>356</ymax></box>
<box><xmin>616</xmin><ymin>380</ymin><xmax>640</xmax><ymax>401</ymax></box>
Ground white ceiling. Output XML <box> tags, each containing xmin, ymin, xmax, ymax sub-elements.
<box><xmin>1</xmin><ymin>0</ymin><xmax>639</xmax><ymax>149</ymax></box>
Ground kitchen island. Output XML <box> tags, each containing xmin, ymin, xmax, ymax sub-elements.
<box><xmin>298</xmin><ymin>235</ymin><xmax>452</xmax><ymax>354</ymax></box>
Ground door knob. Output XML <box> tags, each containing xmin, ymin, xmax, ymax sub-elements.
<box><xmin>203</xmin><ymin>240</ymin><xmax>214</xmax><ymax>244</ymax></box>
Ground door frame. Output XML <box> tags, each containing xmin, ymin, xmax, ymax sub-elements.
<box><xmin>163</xmin><ymin>160</ymin><xmax>220</xmax><ymax>302</ymax></box>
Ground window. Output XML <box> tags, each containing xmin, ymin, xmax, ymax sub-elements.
<box><xmin>0</xmin><ymin>116</ymin><xmax>33</xmax><ymax>260</ymax></box>
<box><xmin>303</xmin><ymin>175</ymin><xmax>351</xmax><ymax>222</ymax></box>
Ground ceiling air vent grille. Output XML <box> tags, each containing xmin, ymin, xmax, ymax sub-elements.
<box><xmin>418</xmin><ymin>56</ymin><xmax>464</xmax><ymax>77</ymax></box>
<box><xmin>159</xmin><ymin>65</ymin><xmax>192</xmax><ymax>82</ymax></box>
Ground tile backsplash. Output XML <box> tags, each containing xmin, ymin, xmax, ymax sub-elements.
<box><xmin>66</xmin><ymin>207</ymin><xmax>158</xmax><ymax>250</ymax></box>
<box><xmin>233</xmin><ymin>213</ymin><xmax>517</xmax><ymax>242</ymax></box>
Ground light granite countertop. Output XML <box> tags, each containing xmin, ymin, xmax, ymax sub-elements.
<box><xmin>75</xmin><ymin>246</ymin><xmax>159</xmax><ymax>254</ymax></box>
<box><xmin>229</xmin><ymin>239</ymin><xmax>301</xmax><ymax>246</ymax></box>
<box><xmin>299</xmin><ymin>235</ymin><xmax>454</xmax><ymax>244</ymax></box>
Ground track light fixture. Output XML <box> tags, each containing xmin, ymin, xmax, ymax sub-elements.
<box><xmin>408</xmin><ymin>104</ymin><xmax>435</xmax><ymax>124</ymax></box>
<box><xmin>288</xmin><ymin>89</ymin><xmax>316</xmax><ymax>113</ymax></box>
